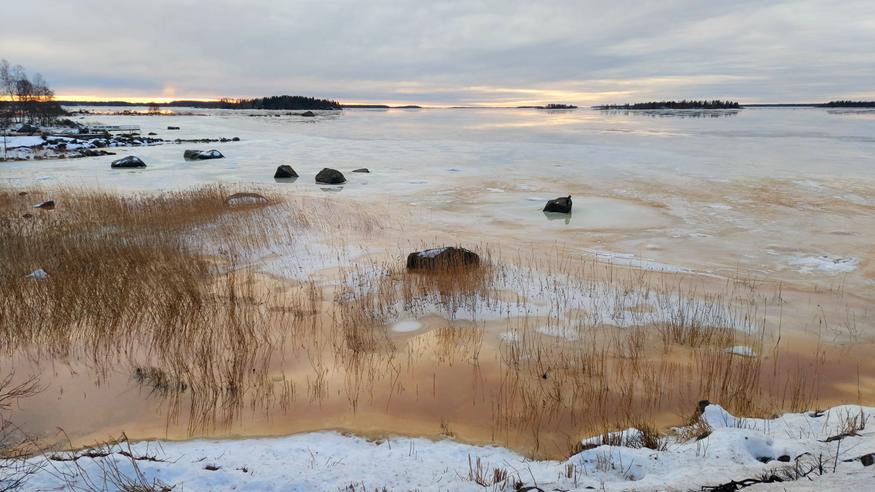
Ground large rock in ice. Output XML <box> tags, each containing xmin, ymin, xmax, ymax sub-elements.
<box><xmin>543</xmin><ymin>195</ymin><xmax>572</xmax><ymax>213</ymax></box>
<box><xmin>111</xmin><ymin>156</ymin><xmax>146</xmax><ymax>168</ymax></box>
<box><xmin>33</xmin><ymin>200</ymin><xmax>55</xmax><ymax>210</ymax></box>
<box><xmin>315</xmin><ymin>168</ymin><xmax>346</xmax><ymax>184</ymax></box>
<box><xmin>406</xmin><ymin>247</ymin><xmax>480</xmax><ymax>271</ymax></box>
<box><xmin>184</xmin><ymin>149</ymin><xmax>224</xmax><ymax>160</ymax></box>
<box><xmin>274</xmin><ymin>165</ymin><xmax>299</xmax><ymax>179</ymax></box>
<box><xmin>225</xmin><ymin>192</ymin><xmax>269</xmax><ymax>206</ymax></box>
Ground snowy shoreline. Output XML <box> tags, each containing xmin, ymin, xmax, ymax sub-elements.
<box><xmin>14</xmin><ymin>404</ymin><xmax>875</xmax><ymax>491</ymax></box>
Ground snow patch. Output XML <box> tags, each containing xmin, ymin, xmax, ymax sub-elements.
<box><xmin>790</xmin><ymin>255</ymin><xmax>858</xmax><ymax>274</ymax></box>
<box><xmin>391</xmin><ymin>320</ymin><xmax>423</xmax><ymax>333</ymax></box>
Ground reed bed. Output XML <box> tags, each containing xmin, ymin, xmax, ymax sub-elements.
<box><xmin>0</xmin><ymin>185</ymin><xmax>853</xmax><ymax>462</ymax></box>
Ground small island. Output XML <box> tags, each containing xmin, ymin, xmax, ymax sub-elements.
<box><xmin>818</xmin><ymin>100</ymin><xmax>875</xmax><ymax>108</ymax></box>
<box><xmin>58</xmin><ymin>95</ymin><xmax>343</xmax><ymax>111</ymax></box>
<box><xmin>517</xmin><ymin>103</ymin><xmax>578</xmax><ymax>109</ymax></box>
<box><xmin>594</xmin><ymin>100</ymin><xmax>741</xmax><ymax>110</ymax></box>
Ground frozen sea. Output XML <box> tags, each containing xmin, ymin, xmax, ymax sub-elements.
<box><xmin>4</xmin><ymin>105</ymin><xmax>874</xmax><ymax>284</ymax></box>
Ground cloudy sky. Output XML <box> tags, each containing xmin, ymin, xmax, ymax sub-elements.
<box><xmin>2</xmin><ymin>0</ymin><xmax>874</xmax><ymax>105</ymax></box>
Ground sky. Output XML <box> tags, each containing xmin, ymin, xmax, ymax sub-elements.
<box><xmin>1</xmin><ymin>0</ymin><xmax>874</xmax><ymax>106</ymax></box>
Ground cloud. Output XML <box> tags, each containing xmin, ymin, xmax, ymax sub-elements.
<box><xmin>1</xmin><ymin>0</ymin><xmax>873</xmax><ymax>104</ymax></box>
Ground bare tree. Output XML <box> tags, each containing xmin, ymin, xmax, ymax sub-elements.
<box><xmin>0</xmin><ymin>59</ymin><xmax>63</xmax><ymax>126</ymax></box>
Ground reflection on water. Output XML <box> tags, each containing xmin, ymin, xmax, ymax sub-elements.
<box><xmin>3</xmin><ymin>106</ymin><xmax>875</xmax><ymax>460</ymax></box>
<box><xmin>599</xmin><ymin>109</ymin><xmax>740</xmax><ymax>118</ymax></box>
<box><xmin>542</xmin><ymin>211</ymin><xmax>572</xmax><ymax>224</ymax></box>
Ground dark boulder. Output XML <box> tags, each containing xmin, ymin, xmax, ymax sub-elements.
<box><xmin>407</xmin><ymin>247</ymin><xmax>480</xmax><ymax>271</ymax></box>
<box><xmin>184</xmin><ymin>149</ymin><xmax>224</xmax><ymax>160</ymax></box>
<box><xmin>231</xmin><ymin>137</ymin><xmax>240</xmax><ymax>141</ymax></box>
<box><xmin>111</xmin><ymin>156</ymin><xmax>146</xmax><ymax>168</ymax></box>
<box><xmin>274</xmin><ymin>165</ymin><xmax>299</xmax><ymax>179</ymax></box>
<box><xmin>148</xmin><ymin>132</ymin><xmax>157</xmax><ymax>136</ymax></box>
<box><xmin>543</xmin><ymin>195</ymin><xmax>572</xmax><ymax>214</ymax></box>
<box><xmin>16</xmin><ymin>123</ymin><xmax>39</xmax><ymax>133</ymax></box>
<box><xmin>352</xmin><ymin>168</ymin><xmax>370</xmax><ymax>173</ymax></box>
<box><xmin>300</xmin><ymin>111</ymin><xmax>316</xmax><ymax>117</ymax></box>
<box><xmin>315</xmin><ymin>168</ymin><xmax>346</xmax><ymax>184</ymax></box>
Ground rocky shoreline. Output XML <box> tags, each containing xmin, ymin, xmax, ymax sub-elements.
<box><xmin>0</xmin><ymin>133</ymin><xmax>240</xmax><ymax>162</ymax></box>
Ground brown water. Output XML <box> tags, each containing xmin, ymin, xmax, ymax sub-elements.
<box><xmin>6</xmin><ymin>256</ymin><xmax>875</xmax><ymax>460</ymax></box>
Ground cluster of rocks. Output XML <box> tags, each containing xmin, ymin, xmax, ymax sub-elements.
<box><xmin>112</xmin><ymin>149</ymin><xmax>225</xmax><ymax>168</ymax></box>
<box><xmin>1</xmin><ymin>130</ymin><xmax>241</xmax><ymax>162</ymax></box>
<box><xmin>273</xmin><ymin>166</ymin><xmax>371</xmax><ymax>184</ymax></box>
<box><xmin>402</xmin><ymin>195</ymin><xmax>572</xmax><ymax>274</ymax></box>
<box><xmin>173</xmin><ymin>137</ymin><xmax>240</xmax><ymax>144</ymax></box>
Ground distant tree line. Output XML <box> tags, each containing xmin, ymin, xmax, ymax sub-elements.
<box><xmin>0</xmin><ymin>59</ymin><xmax>66</xmax><ymax>126</ymax></box>
<box><xmin>224</xmin><ymin>95</ymin><xmax>341</xmax><ymax>110</ymax></box>
<box><xmin>57</xmin><ymin>95</ymin><xmax>343</xmax><ymax>111</ymax></box>
<box><xmin>517</xmin><ymin>103</ymin><xmax>578</xmax><ymax>109</ymax></box>
<box><xmin>819</xmin><ymin>101</ymin><xmax>875</xmax><ymax>108</ymax></box>
<box><xmin>595</xmin><ymin>100</ymin><xmax>741</xmax><ymax>110</ymax></box>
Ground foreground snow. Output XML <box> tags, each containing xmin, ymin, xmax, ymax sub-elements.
<box><xmin>12</xmin><ymin>404</ymin><xmax>875</xmax><ymax>491</ymax></box>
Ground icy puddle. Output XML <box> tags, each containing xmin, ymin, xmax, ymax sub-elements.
<box><xmin>6</xmin><ymin>264</ymin><xmax>875</xmax><ymax>462</ymax></box>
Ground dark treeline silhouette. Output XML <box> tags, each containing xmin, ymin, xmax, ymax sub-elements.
<box><xmin>213</xmin><ymin>96</ymin><xmax>341</xmax><ymax>110</ymax></box>
<box><xmin>57</xmin><ymin>95</ymin><xmax>342</xmax><ymax>110</ymax></box>
<box><xmin>819</xmin><ymin>101</ymin><xmax>875</xmax><ymax>108</ymax></box>
<box><xmin>517</xmin><ymin>103</ymin><xmax>578</xmax><ymax>109</ymax></box>
<box><xmin>595</xmin><ymin>100</ymin><xmax>741</xmax><ymax>110</ymax></box>
<box><xmin>1</xmin><ymin>59</ymin><xmax>66</xmax><ymax>126</ymax></box>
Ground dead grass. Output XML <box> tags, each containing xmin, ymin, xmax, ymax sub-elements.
<box><xmin>0</xmin><ymin>184</ymin><xmax>844</xmax><ymax>462</ymax></box>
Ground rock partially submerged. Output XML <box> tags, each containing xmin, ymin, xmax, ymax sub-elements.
<box><xmin>26</xmin><ymin>268</ymin><xmax>49</xmax><ymax>279</ymax></box>
<box><xmin>315</xmin><ymin>168</ymin><xmax>346</xmax><ymax>184</ymax></box>
<box><xmin>167</xmin><ymin>126</ymin><xmax>180</xmax><ymax>130</ymax></box>
<box><xmin>225</xmin><ymin>192</ymin><xmax>269</xmax><ymax>206</ymax></box>
<box><xmin>543</xmin><ymin>195</ymin><xmax>572</xmax><ymax>214</ymax></box>
<box><xmin>111</xmin><ymin>155</ymin><xmax>146</xmax><ymax>168</ymax></box>
<box><xmin>407</xmin><ymin>247</ymin><xmax>480</xmax><ymax>271</ymax></box>
<box><xmin>33</xmin><ymin>200</ymin><xmax>55</xmax><ymax>210</ymax></box>
<box><xmin>352</xmin><ymin>168</ymin><xmax>370</xmax><ymax>173</ymax></box>
<box><xmin>300</xmin><ymin>111</ymin><xmax>316</xmax><ymax>117</ymax></box>
<box><xmin>184</xmin><ymin>149</ymin><xmax>224</xmax><ymax>160</ymax></box>
<box><xmin>274</xmin><ymin>165</ymin><xmax>299</xmax><ymax>179</ymax></box>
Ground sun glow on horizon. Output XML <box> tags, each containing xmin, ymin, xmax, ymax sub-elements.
<box><xmin>53</xmin><ymin>94</ymin><xmax>223</xmax><ymax>104</ymax></box>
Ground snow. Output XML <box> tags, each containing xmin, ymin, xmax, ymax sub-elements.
<box><xmin>586</xmin><ymin>249</ymin><xmax>693</xmax><ymax>274</ymax></box>
<box><xmin>15</xmin><ymin>404</ymin><xmax>875</xmax><ymax>491</ymax></box>
<box><xmin>727</xmin><ymin>345</ymin><xmax>757</xmax><ymax>357</ymax></box>
<box><xmin>341</xmin><ymin>262</ymin><xmax>761</xmax><ymax>334</ymax></box>
<box><xmin>0</xmin><ymin>136</ymin><xmax>45</xmax><ymax>149</ymax></box>
<box><xmin>391</xmin><ymin>319</ymin><xmax>423</xmax><ymax>333</ymax></box>
<box><xmin>417</xmin><ymin>247</ymin><xmax>449</xmax><ymax>258</ymax></box>
<box><xmin>789</xmin><ymin>255</ymin><xmax>858</xmax><ymax>274</ymax></box>
<box><xmin>536</xmin><ymin>324</ymin><xmax>581</xmax><ymax>340</ymax></box>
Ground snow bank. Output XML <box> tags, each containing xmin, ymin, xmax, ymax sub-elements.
<box><xmin>15</xmin><ymin>404</ymin><xmax>875</xmax><ymax>491</ymax></box>
<box><xmin>0</xmin><ymin>135</ymin><xmax>45</xmax><ymax>149</ymax></box>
